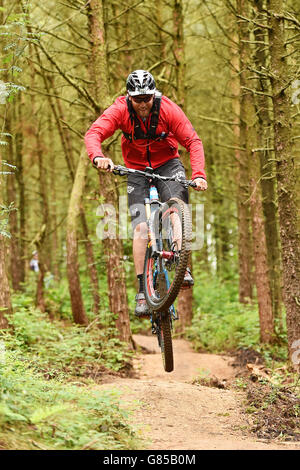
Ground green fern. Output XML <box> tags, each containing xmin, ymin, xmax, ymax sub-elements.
<box><xmin>30</xmin><ymin>405</ymin><xmax>72</xmax><ymax>424</ymax></box>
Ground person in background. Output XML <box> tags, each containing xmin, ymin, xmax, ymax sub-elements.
<box><xmin>29</xmin><ymin>251</ymin><xmax>39</xmax><ymax>273</ymax></box>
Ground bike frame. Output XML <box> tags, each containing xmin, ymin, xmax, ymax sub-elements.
<box><xmin>112</xmin><ymin>164</ymin><xmax>195</xmax><ymax>318</ymax></box>
<box><xmin>110</xmin><ymin>164</ymin><xmax>195</xmax><ymax>372</ymax></box>
<box><xmin>145</xmin><ymin>190</ymin><xmax>178</xmax><ymax>326</ymax></box>
<box><xmin>113</xmin><ymin>163</ymin><xmax>195</xmax><ymax>259</ymax></box>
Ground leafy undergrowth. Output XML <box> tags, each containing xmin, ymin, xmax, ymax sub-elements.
<box><xmin>0</xmin><ymin>350</ymin><xmax>142</xmax><ymax>450</ymax></box>
<box><xmin>185</xmin><ymin>271</ymin><xmax>299</xmax><ymax>442</ymax></box>
<box><xmin>191</xmin><ymin>349</ymin><xmax>300</xmax><ymax>442</ymax></box>
<box><xmin>186</xmin><ymin>273</ymin><xmax>261</xmax><ymax>353</ymax></box>
<box><xmin>0</xmin><ymin>292</ymin><xmax>143</xmax><ymax>450</ymax></box>
<box><xmin>186</xmin><ymin>272</ymin><xmax>289</xmax><ymax>365</ymax></box>
<box><xmin>231</xmin><ymin>348</ymin><xmax>300</xmax><ymax>441</ymax></box>
<box><xmin>241</xmin><ymin>380</ymin><xmax>300</xmax><ymax>442</ymax></box>
<box><xmin>8</xmin><ymin>293</ymin><xmax>134</xmax><ymax>379</ymax></box>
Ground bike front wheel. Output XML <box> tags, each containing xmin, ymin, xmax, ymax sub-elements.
<box><xmin>143</xmin><ymin>197</ymin><xmax>192</xmax><ymax>312</ymax></box>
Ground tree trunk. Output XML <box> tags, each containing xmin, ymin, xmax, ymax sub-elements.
<box><xmin>175</xmin><ymin>288</ymin><xmax>193</xmax><ymax>335</ymax></box>
<box><xmin>98</xmin><ymin>172</ymin><xmax>132</xmax><ymax>343</ymax></box>
<box><xmin>6</xmin><ymin>109</ymin><xmax>22</xmax><ymax>290</ymax></box>
<box><xmin>210</xmin><ymin>145</ymin><xmax>231</xmax><ymax>276</ymax></box>
<box><xmin>236</xmin><ymin>141</ymin><xmax>253</xmax><ymax>303</ymax></box>
<box><xmin>238</xmin><ymin>0</ymin><xmax>275</xmax><ymax>343</ymax></box>
<box><xmin>172</xmin><ymin>0</ymin><xmax>194</xmax><ymax>334</ymax></box>
<box><xmin>0</xmin><ymin>239</ymin><xmax>12</xmax><ymax>328</ymax></box>
<box><xmin>15</xmin><ymin>93</ymin><xmax>26</xmax><ymax>284</ymax></box>
<box><xmin>66</xmin><ymin>149</ymin><xmax>89</xmax><ymax>325</ymax></box>
<box><xmin>0</xmin><ymin>122</ymin><xmax>11</xmax><ymax>323</ymax></box>
<box><xmin>80</xmin><ymin>211</ymin><xmax>100</xmax><ymax>315</ymax></box>
<box><xmin>173</xmin><ymin>0</ymin><xmax>186</xmax><ymax>110</ymax></box>
<box><xmin>230</xmin><ymin>23</ymin><xmax>253</xmax><ymax>303</ymax></box>
<box><xmin>268</xmin><ymin>0</ymin><xmax>300</xmax><ymax>362</ymax></box>
<box><xmin>35</xmin><ymin>120</ymin><xmax>48</xmax><ymax>313</ymax></box>
<box><xmin>43</xmin><ymin>72</ymin><xmax>100</xmax><ymax>313</ymax></box>
<box><xmin>0</xmin><ymin>0</ymin><xmax>13</xmax><ymax>325</ymax></box>
<box><xmin>48</xmin><ymin>117</ymin><xmax>60</xmax><ymax>280</ymax></box>
<box><xmin>88</xmin><ymin>0</ymin><xmax>132</xmax><ymax>344</ymax></box>
<box><xmin>35</xmin><ymin>234</ymin><xmax>46</xmax><ymax>314</ymax></box>
<box><xmin>26</xmin><ymin>39</ymin><xmax>49</xmax><ymax>312</ymax></box>
<box><xmin>254</xmin><ymin>0</ymin><xmax>283</xmax><ymax>325</ymax></box>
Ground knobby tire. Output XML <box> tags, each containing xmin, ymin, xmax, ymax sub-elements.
<box><xmin>143</xmin><ymin>197</ymin><xmax>192</xmax><ymax>312</ymax></box>
<box><xmin>159</xmin><ymin>313</ymin><xmax>173</xmax><ymax>372</ymax></box>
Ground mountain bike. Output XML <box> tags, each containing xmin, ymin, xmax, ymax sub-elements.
<box><xmin>112</xmin><ymin>165</ymin><xmax>195</xmax><ymax>372</ymax></box>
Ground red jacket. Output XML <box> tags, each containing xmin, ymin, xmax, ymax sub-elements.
<box><xmin>84</xmin><ymin>95</ymin><xmax>206</xmax><ymax>180</ymax></box>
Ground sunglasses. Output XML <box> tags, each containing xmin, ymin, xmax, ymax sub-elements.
<box><xmin>131</xmin><ymin>95</ymin><xmax>154</xmax><ymax>103</ymax></box>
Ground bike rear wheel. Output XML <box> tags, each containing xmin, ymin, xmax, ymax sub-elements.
<box><xmin>143</xmin><ymin>197</ymin><xmax>192</xmax><ymax>312</ymax></box>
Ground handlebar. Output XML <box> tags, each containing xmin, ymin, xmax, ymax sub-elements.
<box><xmin>111</xmin><ymin>164</ymin><xmax>197</xmax><ymax>188</ymax></box>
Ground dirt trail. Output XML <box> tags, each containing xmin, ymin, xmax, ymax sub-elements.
<box><xmin>98</xmin><ymin>335</ymin><xmax>299</xmax><ymax>450</ymax></box>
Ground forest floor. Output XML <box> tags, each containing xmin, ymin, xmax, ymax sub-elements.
<box><xmin>97</xmin><ymin>335</ymin><xmax>300</xmax><ymax>450</ymax></box>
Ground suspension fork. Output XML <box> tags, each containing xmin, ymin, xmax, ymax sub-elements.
<box><xmin>144</xmin><ymin>197</ymin><xmax>160</xmax><ymax>257</ymax></box>
<box><xmin>145</xmin><ymin>198</ymin><xmax>177</xmax><ymax>266</ymax></box>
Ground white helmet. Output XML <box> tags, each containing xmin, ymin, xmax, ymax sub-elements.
<box><xmin>126</xmin><ymin>70</ymin><xmax>156</xmax><ymax>96</ymax></box>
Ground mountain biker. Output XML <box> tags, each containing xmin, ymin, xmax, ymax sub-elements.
<box><xmin>85</xmin><ymin>69</ymin><xmax>207</xmax><ymax>317</ymax></box>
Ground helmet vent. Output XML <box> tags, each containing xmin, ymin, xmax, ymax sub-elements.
<box><xmin>126</xmin><ymin>70</ymin><xmax>156</xmax><ymax>96</ymax></box>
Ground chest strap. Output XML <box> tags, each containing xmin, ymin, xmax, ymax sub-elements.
<box><xmin>123</xmin><ymin>95</ymin><xmax>168</xmax><ymax>142</ymax></box>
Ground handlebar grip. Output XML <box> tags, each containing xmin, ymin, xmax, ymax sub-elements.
<box><xmin>112</xmin><ymin>165</ymin><xmax>128</xmax><ymax>176</ymax></box>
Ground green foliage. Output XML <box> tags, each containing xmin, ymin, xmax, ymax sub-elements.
<box><xmin>0</xmin><ymin>350</ymin><xmax>142</xmax><ymax>450</ymax></box>
<box><xmin>186</xmin><ymin>272</ymin><xmax>260</xmax><ymax>353</ymax></box>
<box><xmin>9</xmin><ymin>291</ymin><xmax>133</xmax><ymax>376</ymax></box>
<box><xmin>234</xmin><ymin>378</ymin><xmax>248</xmax><ymax>390</ymax></box>
<box><xmin>242</xmin><ymin>380</ymin><xmax>300</xmax><ymax>440</ymax></box>
<box><xmin>0</xmin><ymin>201</ymin><xmax>17</xmax><ymax>238</ymax></box>
<box><xmin>0</xmin><ymin>7</ymin><xmax>28</xmax><ymax>103</ymax></box>
<box><xmin>0</xmin><ymin>219</ymin><xmax>11</xmax><ymax>238</ymax></box>
<box><xmin>186</xmin><ymin>271</ymin><xmax>290</xmax><ymax>366</ymax></box>
<box><xmin>126</xmin><ymin>284</ymin><xmax>149</xmax><ymax>334</ymax></box>
<box><xmin>0</xmin><ymin>288</ymin><xmax>142</xmax><ymax>450</ymax></box>
<box><xmin>45</xmin><ymin>279</ymin><xmax>75</xmax><ymax>321</ymax></box>
<box><xmin>258</xmin><ymin>339</ymin><xmax>289</xmax><ymax>369</ymax></box>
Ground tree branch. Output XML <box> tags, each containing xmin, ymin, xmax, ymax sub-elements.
<box><xmin>47</xmin><ymin>0</ymin><xmax>92</xmax><ymax>31</ymax></box>
<box><xmin>130</xmin><ymin>8</ymin><xmax>174</xmax><ymax>38</ymax></box>
<box><xmin>25</xmin><ymin>87</ymin><xmax>92</xmax><ymax>111</ymax></box>
<box><xmin>38</xmin><ymin>41</ymin><xmax>100</xmax><ymax>112</ymax></box>
<box><xmin>241</xmin><ymin>86</ymin><xmax>273</xmax><ymax>98</ymax></box>
<box><xmin>59</xmin><ymin>119</ymin><xmax>84</xmax><ymax>139</ymax></box>
<box><xmin>111</xmin><ymin>42</ymin><xmax>163</xmax><ymax>54</ymax></box>
<box><xmin>215</xmin><ymin>142</ymin><xmax>246</xmax><ymax>151</ymax></box>
<box><xmin>236</xmin><ymin>14</ymin><xmax>271</xmax><ymax>30</ymax></box>
<box><xmin>107</xmin><ymin>32</ymin><xmax>144</xmax><ymax>55</ymax></box>
<box><xmin>266</xmin><ymin>10</ymin><xmax>300</xmax><ymax>30</ymax></box>
<box><xmin>107</xmin><ymin>0</ymin><xmax>145</xmax><ymax>24</ymax></box>
<box><xmin>203</xmin><ymin>0</ymin><xmax>239</xmax><ymax>46</ymax></box>
<box><xmin>197</xmin><ymin>114</ymin><xmax>238</xmax><ymax>125</ymax></box>
<box><xmin>31</xmin><ymin>27</ymin><xmax>90</xmax><ymax>52</ymax></box>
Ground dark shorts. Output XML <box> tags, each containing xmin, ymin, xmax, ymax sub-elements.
<box><xmin>127</xmin><ymin>158</ymin><xmax>189</xmax><ymax>230</ymax></box>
